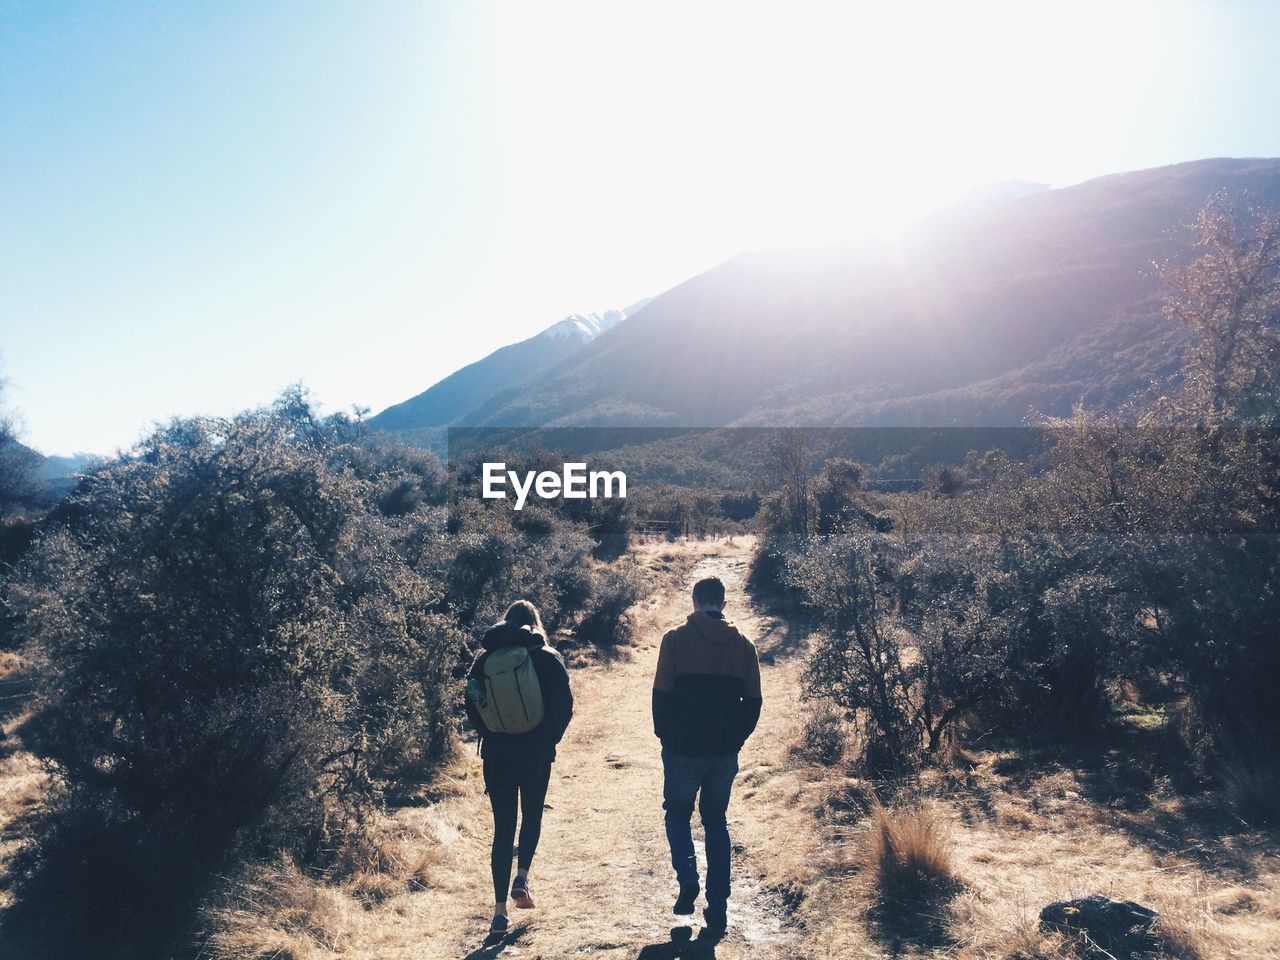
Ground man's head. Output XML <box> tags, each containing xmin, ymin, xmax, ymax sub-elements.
<box><xmin>692</xmin><ymin>576</ymin><xmax>726</xmax><ymax>613</ymax></box>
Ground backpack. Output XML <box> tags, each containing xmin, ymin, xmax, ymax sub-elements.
<box><xmin>470</xmin><ymin>645</ymin><xmax>545</xmax><ymax>734</ymax></box>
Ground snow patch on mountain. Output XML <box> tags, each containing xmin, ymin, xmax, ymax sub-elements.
<box><xmin>540</xmin><ymin>306</ymin><xmax>635</xmax><ymax>342</ymax></box>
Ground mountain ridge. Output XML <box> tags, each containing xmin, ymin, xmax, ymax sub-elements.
<box><xmin>367</xmin><ymin>299</ymin><xmax>652</xmax><ymax>434</ymax></box>
<box><xmin>374</xmin><ymin>158</ymin><xmax>1280</xmax><ymax>438</ymax></box>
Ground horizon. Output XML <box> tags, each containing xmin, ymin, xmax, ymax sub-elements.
<box><xmin>5</xmin><ymin>2</ymin><xmax>1280</xmax><ymax>456</ymax></box>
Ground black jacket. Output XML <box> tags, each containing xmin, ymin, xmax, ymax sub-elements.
<box><xmin>465</xmin><ymin>621</ymin><xmax>573</xmax><ymax>764</ymax></box>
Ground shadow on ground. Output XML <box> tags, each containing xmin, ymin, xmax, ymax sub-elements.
<box><xmin>865</xmin><ymin>900</ymin><xmax>958</xmax><ymax>957</ymax></box>
<box><xmin>636</xmin><ymin>924</ymin><xmax>724</xmax><ymax>959</ymax></box>
<box><xmin>980</xmin><ymin>731</ymin><xmax>1272</xmax><ymax>883</ymax></box>
<box><xmin>461</xmin><ymin>922</ymin><xmax>529</xmax><ymax>960</ymax></box>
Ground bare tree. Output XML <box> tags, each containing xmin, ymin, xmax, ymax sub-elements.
<box><xmin>767</xmin><ymin>428</ymin><xmax>812</xmax><ymax>542</ymax></box>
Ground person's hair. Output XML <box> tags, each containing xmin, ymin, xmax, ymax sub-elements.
<box><xmin>504</xmin><ymin>599</ymin><xmax>545</xmax><ymax>635</ymax></box>
<box><xmin>692</xmin><ymin>576</ymin><xmax>726</xmax><ymax>609</ymax></box>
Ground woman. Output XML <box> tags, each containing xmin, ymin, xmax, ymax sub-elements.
<box><xmin>465</xmin><ymin>600</ymin><xmax>574</xmax><ymax>943</ymax></box>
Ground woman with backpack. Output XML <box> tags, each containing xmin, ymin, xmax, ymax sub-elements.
<box><xmin>464</xmin><ymin>600</ymin><xmax>574</xmax><ymax>944</ymax></box>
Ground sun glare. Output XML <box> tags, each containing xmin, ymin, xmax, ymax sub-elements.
<box><xmin>490</xmin><ymin>0</ymin><xmax>1156</xmax><ymax>250</ymax></box>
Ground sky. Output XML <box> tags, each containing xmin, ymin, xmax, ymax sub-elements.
<box><xmin>3</xmin><ymin>1</ymin><xmax>1280</xmax><ymax>455</ymax></box>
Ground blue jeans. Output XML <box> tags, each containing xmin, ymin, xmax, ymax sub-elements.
<box><xmin>662</xmin><ymin>749</ymin><xmax>739</xmax><ymax>910</ymax></box>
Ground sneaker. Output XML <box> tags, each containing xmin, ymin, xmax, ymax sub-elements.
<box><xmin>511</xmin><ymin>877</ymin><xmax>536</xmax><ymax>909</ymax></box>
<box><xmin>485</xmin><ymin>914</ymin><xmax>510</xmax><ymax>945</ymax></box>
<box><xmin>673</xmin><ymin>881</ymin><xmax>700</xmax><ymax>915</ymax></box>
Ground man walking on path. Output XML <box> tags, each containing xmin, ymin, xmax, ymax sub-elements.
<box><xmin>652</xmin><ymin>575</ymin><xmax>763</xmax><ymax>935</ymax></box>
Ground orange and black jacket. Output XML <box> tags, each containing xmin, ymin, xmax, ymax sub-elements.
<box><xmin>652</xmin><ymin>611</ymin><xmax>763</xmax><ymax>757</ymax></box>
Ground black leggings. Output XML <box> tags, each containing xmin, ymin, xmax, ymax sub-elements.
<box><xmin>484</xmin><ymin>758</ymin><xmax>552</xmax><ymax>902</ymax></box>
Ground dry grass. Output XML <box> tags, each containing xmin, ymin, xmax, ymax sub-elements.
<box><xmin>0</xmin><ymin>654</ymin><xmax>43</xmax><ymax>914</ymax></box>
<box><xmin>932</xmin><ymin>747</ymin><xmax>1280</xmax><ymax>960</ymax></box>
<box><xmin>333</xmin><ymin>820</ymin><xmax>438</xmax><ymax>899</ymax></box>
<box><xmin>0</xmin><ymin>751</ymin><xmax>44</xmax><ymax>911</ymax></box>
<box><xmin>952</xmin><ymin>914</ymin><xmax>1078</xmax><ymax>959</ymax></box>
<box><xmin>865</xmin><ymin>802</ymin><xmax>959</xmax><ymax>906</ymax></box>
<box><xmin>0</xmin><ymin>652</ymin><xmax>25</xmax><ymax>678</ymax></box>
<box><xmin>196</xmin><ymin>807</ymin><xmax>472</xmax><ymax>958</ymax></box>
<box><xmin>761</xmin><ymin>708</ymin><xmax>1280</xmax><ymax>958</ymax></box>
<box><xmin>0</xmin><ymin>750</ymin><xmax>42</xmax><ymax>820</ymax></box>
<box><xmin>198</xmin><ymin>857</ymin><xmax>354</xmax><ymax>960</ymax></box>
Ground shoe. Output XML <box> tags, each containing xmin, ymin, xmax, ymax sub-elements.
<box><xmin>673</xmin><ymin>881</ymin><xmax>700</xmax><ymax>915</ymax></box>
<box><xmin>485</xmin><ymin>914</ymin><xmax>509</xmax><ymax>945</ymax></box>
<box><xmin>703</xmin><ymin>906</ymin><xmax>727</xmax><ymax>937</ymax></box>
<box><xmin>511</xmin><ymin>877</ymin><xmax>536</xmax><ymax>909</ymax></box>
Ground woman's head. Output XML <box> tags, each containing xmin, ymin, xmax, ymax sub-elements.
<box><xmin>504</xmin><ymin>599</ymin><xmax>545</xmax><ymax>636</ymax></box>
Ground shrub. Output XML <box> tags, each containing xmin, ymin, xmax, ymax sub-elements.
<box><xmin>746</xmin><ymin>539</ymin><xmax>793</xmax><ymax>604</ymax></box>
<box><xmin>793</xmin><ymin>703</ymin><xmax>847</xmax><ymax>767</ymax></box>
<box><xmin>2</xmin><ymin>398</ymin><xmax>461</xmax><ymax>957</ymax></box>
<box><xmin>720</xmin><ymin>490</ymin><xmax>761</xmax><ymax>522</ymax></box>
<box><xmin>787</xmin><ymin>533</ymin><xmax>995</xmax><ymax>771</ymax></box>
<box><xmin>787</xmin><ymin>534</ymin><xmax>920</xmax><ymax>772</ymax></box>
<box><xmin>904</xmin><ymin>535</ymin><xmax>1124</xmax><ymax>742</ymax></box>
<box><xmin>813</xmin><ymin>458</ymin><xmax>865</xmax><ymax>534</ymax></box>
<box><xmin>1222</xmin><ymin>759</ymin><xmax>1280</xmax><ymax>825</ymax></box>
<box><xmin>574</xmin><ymin>563</ymin><xmax>643</xmax><ymax>648</ymax></box>
<box><xmin>435</xmin><ymin>499</ymin><xmax>595</xmax><ymax>634</ymax></box>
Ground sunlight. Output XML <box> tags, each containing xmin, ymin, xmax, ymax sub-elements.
<box><xmin>494</xmin><ymin>0</ymin><xmax>1157</xmax><ymax>246</ymax></box>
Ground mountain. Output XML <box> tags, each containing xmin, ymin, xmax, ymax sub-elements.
<box><xmin>375</xmin><ymin>158</ymin><xmax>1280</xmax><ymax>437</ymax></box>
<box><xmin>367</xmin><ymin>300</ymin><xmax>651</xmax><ymax>434</ymax></box>
<box><xmin>937</xmin><ymin>180</ymin><xmax>1051</xmax><ymax>219</ymax></box>
<box><xmin>39</xmin><ymin>452</ymin><xmax>99</xmax><ymax>482</ymax></box>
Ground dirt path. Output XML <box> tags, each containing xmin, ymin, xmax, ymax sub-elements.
<box><xmin>360</xmin><ymin>536</ymin><xmax>806</xmax><ymax>960</ymax></box>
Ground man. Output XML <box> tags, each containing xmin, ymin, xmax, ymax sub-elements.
<box><xmin>652</xmin><ymin>575</ymin><xmax>763</xmax><ymax>935</ymax></box>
